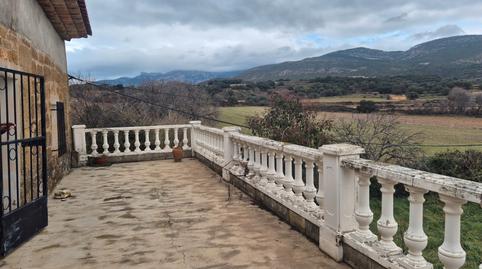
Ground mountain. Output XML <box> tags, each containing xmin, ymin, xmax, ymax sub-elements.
<box><xmin>98</xmin><ymin>70</ymin><xmax>242</xmax><ymax>86</ymax></box>
<box><xmin>239</xmin><ymin>35</ymin><xmax>482</xmax><ymax>81</ymax></box>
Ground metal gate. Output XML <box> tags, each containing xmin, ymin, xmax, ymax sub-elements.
<box><xmin>0</xmin><ymin>67</ymin><xmax>47</xmax><ymax>255</ymax></box>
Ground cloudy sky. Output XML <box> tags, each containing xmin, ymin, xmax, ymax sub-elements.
<box><xmin>67</xmin><ymin>0</ymin><xmax>482</xmax><ymax>79</ymax></box>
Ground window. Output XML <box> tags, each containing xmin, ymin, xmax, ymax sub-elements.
<box><xmin>56</xmin><ymin>102</ymin><xmax>67</xmax><ymax>156</ymax></box>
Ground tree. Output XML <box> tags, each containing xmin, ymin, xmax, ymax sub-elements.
<box><xmin>474</xmin><ymin>93</ymin><xmax>482</xmax><ymax>114</ymax></box>
<box><xmin>247</xmin><ymin>95</ymin><xmax>333</xmax><ymax>148</ymax></box>
<box><xmin>448</xmin><ymin>87</ymin><xmax>470</xmax><ymax>113</ymax></box>
<box><xmin>406</xmin><ymin>92</ymin><xmax>419</xmax><ymax>100</ymax></box>
<box><xmin>333</xmin><ymin>114</ymin><xmax>423</xmax><ymax>165</ymax></box>
<box><xmin>356</xmin><ymin>100</ymin><xmax>378</xmax><ymax>113</ymax></box>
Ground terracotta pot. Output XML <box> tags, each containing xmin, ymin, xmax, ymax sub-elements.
<box><xmin>172</xmin><ymin>146</ymin><xmax>183</xmax><ymax>162</ymax></box>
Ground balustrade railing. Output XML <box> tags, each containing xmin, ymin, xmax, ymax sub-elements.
<box><xmin>72</xmin><ymin>121</ymin><xmax>482</xmax><ymax>269</ymax></box>
<box><xmin>72</xmin><ymin>124</ymin><xmax>191</xmax><ymax>160</ymax></box>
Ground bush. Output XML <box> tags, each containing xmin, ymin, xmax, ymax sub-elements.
<box><xmin>356</xmin><ymin>100</ymin><xmax>378</xmax><ymax>113</ymax></box>
<box><xmin>247</xmin><ymin>95</ymin><xmax>333</xmax><ymax>148</ymax></box>
<box><xmin>419</xmin><ymin>150</ymin><xmax>482</xmax><ymax>182</ymax></box>
<box><xmin>407</xmin><ymin>92</ymin><xmax>419</xmax><ymax>100</ymax></box>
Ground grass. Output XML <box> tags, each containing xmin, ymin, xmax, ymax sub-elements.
<box><xmin>217</xmin><ymin>106</ymin><xmax>482</xmax><ymax>268</ymax></box>
<box><xmin>302</xmin><ymin>94</ymin><xmax>444</xmax><ymax>103</ymax></box>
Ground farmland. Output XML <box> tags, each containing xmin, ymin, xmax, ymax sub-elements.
<box><xmin>217</xmin><ymin>106</ymin><xmax>482</xmax><ymax>154</ymax></box>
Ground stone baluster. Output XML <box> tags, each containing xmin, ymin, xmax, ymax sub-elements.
<box><xmin>134</xmin><ymin>129</ymin><xmax>141</xmax><ymax>152</ymax></box>
<box><xmin>154</xmin><ymin>129</ymin><xmax>161</xmax><ymax>151</ymax></box>
<box><xmin>182</xmin><ymin>127</ymin><xmax>189</xmax><ymax>150</ymax></box>
<box><xmin>353</xmin><ymin>173</ymin><xmax>377</xmax><ymax>243</ymax></box>
<box><xmin>174</xmin><ymin>128</ymin><xmax>179</xmax><ymax>147</ymax></box>
<box><xmin>266</xmin><ymin>151</ymin><xmax>277</xmax><ymax>190</ymax></box>
<box><xmin>253</xmin><ymin>148</ymin><xmax>262</xmax><ymax>183</ymax></box>
<box><xmin>90</xmin><ymin>131</ymin><xmax>98</xmax><ymax>156</ymax></box>
<box><xmin>247</xmin><ymin>145</ymin><xmax>255</xmax><ymax>179</ymax></box>
<box><xmin>123</xmin><ymin>130</ymin><xmax>130</xmax><ymax>152</ymax></box>
<box><xmin>282</xmin><ymin>155</ymin><xmax>294</xmax><ymax>197</ymax></box>
<box><xmin>258</xmin><ymin>149</ymin><xmax>269</xmax><ymax>186</ymax></box>
<box><xmin>163</xmin><ymin>128</ymin><xmax>171</xmax><ymax>151</ymax></box>
<box><xmin>292</xmin><ymin>156</ymin><xmax>305</xmax><ymax>204</ymax></box>
<box><xmin>113</xmin><ymin>130</ymin><xmax>120</xmax><ymax>154</ymax></box>
<box><xmin>315</xmin><ymin>162</ymin><xmax>324</xmax><ymax>212</ymax></box>
<box><xmin>144</xmin><ymin>129</ymin><xmax>151</xmax><ymax>151</ymax></box>
<box><xmin>102</xmin><ymin>130</ymin><xmax>109</xmax><ymax>155</ymax></box>
<box><xmin>274</xmin><ymin>152</ymin><xmax>285</xmax><ymax>193</ymax></box>
<box><xmin>438</xmin><ymin>195</ymin><xmax>467</xmax><ymax>269</ymax></box>
<box><xmin>376</xmin><ymin>177</ymin><xmax>402</xmax><ymax>256</ymax></box>
<box><xmin>399</xmin><ymin>186</ymin><xmax>430</xmax><ymax>269</ymax></box>
<box><xmin>303</xmin><ymin>160</ymin><xmax>317</xmax><ymax>210</ymax></box>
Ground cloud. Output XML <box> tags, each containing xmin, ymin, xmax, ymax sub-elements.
<box><xmin>411</xmin><ymin>25</ymin><xmax>465</xmax><ymax>40</ymax></box>
<box><xmin>67</xmin><ymin>0</ymin><xmax>482</xmax><ymax>79</ymax></box>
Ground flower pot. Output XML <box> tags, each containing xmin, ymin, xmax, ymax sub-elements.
<box><xmin>172</xmin><ymin>146</ymin><xmax>183</xmax><ymax>162</ymax></box>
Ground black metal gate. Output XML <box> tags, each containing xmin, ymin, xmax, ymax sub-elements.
<box><xmin>0</xmin><ymin>67</ymin><xmax>47</xmax><ymax>255</ymax></box>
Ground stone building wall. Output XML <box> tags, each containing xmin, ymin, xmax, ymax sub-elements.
<box><xmin>0</xmin><ymin>22</ymin><xmax>72</xmax><ymax>191</ymax></box>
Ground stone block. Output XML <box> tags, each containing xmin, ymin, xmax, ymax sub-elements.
<box><xmin>288</xmin><ymin>210</ymin><xmax>305</xmax><ymax>232</ymax></box>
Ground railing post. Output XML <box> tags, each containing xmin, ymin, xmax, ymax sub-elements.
<box><xmin>222</xmin><ymin>126</ymin><xmax>241</xmax><ymax>180</ymax></box>
<box><xmin>72</xmin><ymin>125</ymin><xmax>87</xmax><ymax>166</ymax></box>
<box><xmin>319</xmin><ymin>143</ymin><xmax>364</xmax><ymax>261</ymax></box>
<box><xmin>189</xmin><ymin>121</ymin><xmax>201</xmax><ymax>154</ymax></box>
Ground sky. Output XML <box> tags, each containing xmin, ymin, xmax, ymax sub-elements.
<box><xmin>67</xmin><ymin>0</ymin><xmax>482</xmax><ymax>79</ymax></box>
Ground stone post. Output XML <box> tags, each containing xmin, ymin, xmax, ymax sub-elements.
<box><xmin>189</xmin><ymin>121</ymin><xmax>201</xmax><ymax>154</ymax></box>
<box><xmin>72</xmin><ymin>125</ymin><xmax>87</xmax><ymax>166</ymax></box>
<box><xmin>222</xmin><ymin>126</ymin><xmax>241</xmax><ymax>180</ymax></box>
<box><xmin>319</xmin><ymin>143</ymin><xmax>364</xmax><ymax>261</ymax></box>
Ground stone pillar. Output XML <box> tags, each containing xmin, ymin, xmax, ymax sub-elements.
<box><xmin>222</xmin><ymin>126</ymin><xmax>241</xmax><ymax>180</ymax></box>
<box><xmin>72</xmin><ymin>125</ymin><xmax>87</xmax><ymax>166</ymax></box>
<box><xmin>189</xmin><ymin>121</ymin><xmax>201</xmax><ymax>154</ymax></box>
<box><xmin>319</xmin><ymin>143</ymin><xmax>364</xmax><ymax>261</ymax></box>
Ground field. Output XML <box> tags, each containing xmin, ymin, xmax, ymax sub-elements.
<box><xmin>218</xmin><ymin>106</ymin><xmax>482</xmax><ymax>155</ymax></box>
<box><xmin>301</xmin><ymin>94</ymin><xmax>444</xmax><ymax>103</ymax></box>
<box><xmin>217</xmin><ymin>106</ymin><xmax>482</xmax><ymax>268</ymax></box>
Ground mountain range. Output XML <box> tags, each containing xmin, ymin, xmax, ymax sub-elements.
<box><xmin>97</xmin><ymin>70</ymin><xmax>242</xmax><ymax>86</ymax></box>
<box><xmin>98</xmin><ymin>35</ymin><xmax>482</xmax><ymax>85</ymax></box>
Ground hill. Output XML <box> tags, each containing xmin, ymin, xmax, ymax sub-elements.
<box><xmin>98</xmin><ymin>70</ymin><xmax>242</xmax><ymax>86</ymax></box>
<box><xmin>239</xmin><ymin>35</ymin><xmax>482</xmax><ymax>81</ymax></box>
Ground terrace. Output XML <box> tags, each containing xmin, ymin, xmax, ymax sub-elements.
<box><xmin>6</xmin><ymin>122</ymin><xmax>482</xmax><ymax>268</ymax></box>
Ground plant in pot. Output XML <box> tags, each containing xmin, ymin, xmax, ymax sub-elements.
<box><xmin>172</xmin><ymin>146</ymin><xmax>183</xmax><ymax>162</ymax></box>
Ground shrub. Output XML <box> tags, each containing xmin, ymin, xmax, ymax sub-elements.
<box><xmin>418</xmin><ymin>150</ymin><xmax>482</xmax><ymax>183</ymax></box>
<box><xmin>356</xmin><ymin>100</ymin><xmax>378</xmax><ymax>113</ymax></box>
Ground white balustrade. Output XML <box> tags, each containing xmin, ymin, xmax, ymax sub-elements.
<box><xmin>438</xmin><ymin>195</ymin><xmax>466</xmax><ymax>269</ymax></box>
<box><xmin>102</xmin><ymin>130</ymin><xmax>109</xmax><ymax>155</ymax></box>
<box><xmin>113</xmin><ymin>131</ymin><xmax>120</xmax><ymax>154</ymax></box>
<box><xmin>303</xmin><ymin>160</ymin><xmax>317</xmax><ymax>210</ymax></box>
<box><xmin>163</xmin><ymin>128</ymin><xmax>171</xmax><ymax>152</ymax></box>
<box><xmin>266</xmin><ymin>151</ymin><xmax>277</xmax><ymax>190</ymax></box>
<box><xmin>353</xmin><ymin>172</ymin><xmax>377</xmax><ymax>243</ymax></box>
<box><xmin>376</xmin><ymin>177</ymin><xmax>402</xmax><ymax>256</ymax></box>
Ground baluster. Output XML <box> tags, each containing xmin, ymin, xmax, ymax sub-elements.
<box><xmin>182</xmin><ymin>127</ymin><xmax>189</xmax><ymax>150</ymax></box>
<box><xmin>266</xmin><ymin>151</ymin><xmax>277</xmax><ymax>190</ymax></box>
<box><xmin>303</xmin><ymin>160</ymin><xmax>317</xmax><ymax>210</ymax></box>
<box><xmin>282</xmin><ymin>155</ymin><xmax>294</xmax><ymax>198</ymax></box>
<box><xmin>90</xmin><ymin>131</ymin><xmax>98</xmax><ymax>156</ymax></box>
<box><xmin>315</xmin><ymin>162</ymin><xmax>324</xmax><ymax>212</ymax></box>
<box><xmin>247</xmin><ymin>145</ymin><xmax>255</xmax><ymax>179</ymax></box>
<box><xmin>292</xmin><ymin>156</ymin><xmax>305</xmax><ymax>204</ymax></box>
<box><xmin>253</xmin><ymin>148</ymin><xmax>262</xmax><ymax>183</ymax></box>
<box><xmin>274</xmin><ymin>152</ymin><xmax>285</xmax><ymax>193</ymax></box>
<box><xmin>163</xmin><ymin>128</ymin><xmax>171</xmax><ymax>151</ymax></box>
<box><xmin>144</xmin><ymin>129</ymin><xmax>151</xmax><ymax>151</ymax></box>
<box><xmin>258</xmin><ymin>149</ymin><xmax>269</xmax><ymax>186</ymax></box>
<box><xmin>353</xmin><ymin>173</ymin><xmax>377</xmax><ymax>243</ymax></box>
<box><xmin>134</xmin><ymin>129</ymin><xmax>141</xmax><ymax>152</ymax></box>
<box><xmin>123</xmin><ymin>130</ymin><xmax>130</xmax><ymax>152</ymax></box>
<box><xmin>154</xmin><ymin>129</ymin><xmax>161</xmax><ymax>151</ymax></box>
<box><xmin>174</xmin><ymin>128</ymin><xmax>179</xmax><ymax>147</ymax></box>
<box><xmin>438</xmin><ymin>195</ymin><xmax>467</xmax><ymax>269</ymax></box>
<box><xmin>113</xmin><ymin>130</ymin><xmax>120</xmax><ymax>154</ymax></box>
<box><xmin>376</xmin><ymin>178</ymin><xmax>402</xmax><ymax>256</ymax></box>
<box><xmin>102</xmin><ymin>130</ymin><xmax>109</xmax><ymax>155</ymax></box>
<box><xmin>399</xmin><ymin>186</ymin><xmax>430</xmax><ymax>269</ymax></box>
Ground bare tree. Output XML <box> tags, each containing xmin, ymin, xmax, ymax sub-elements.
<box><xmin>474</xmin><ymin>93</ymin><xmax>482</xmax><ymax>114</ymax></box>
<box><xmin>448</xmin><ymin>87</ymin><xmax>470</xmax><ymax>114</ymax></box>
<box><xmin>333</xmin><ymin>114</ymin><xmax>423</xmax><ymax>165</ymax></box>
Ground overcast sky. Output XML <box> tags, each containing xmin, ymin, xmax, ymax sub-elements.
<box><xmin>67</xmin><ymin>0</ymin><xmax>482</xmax><ymax>79</ymax></box>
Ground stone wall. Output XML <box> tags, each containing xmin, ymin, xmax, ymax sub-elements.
<box><xmin>0</xmin><ymin>23</ymin><xmax>72</xmax><ymax>191</ymax></box>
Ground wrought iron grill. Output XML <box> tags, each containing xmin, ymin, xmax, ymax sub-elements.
<box><xmin>0</xmin><ymin>66</ymin><xmax>47</xmax><ymax>255</ymax></box>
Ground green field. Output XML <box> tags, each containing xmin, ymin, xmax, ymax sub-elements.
<box><xmin>217</xmin><ymin>106</ymin><xmax>482</xmax><ymax>268</ymax></box>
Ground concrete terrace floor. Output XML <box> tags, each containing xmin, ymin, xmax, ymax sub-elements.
<box><xmin>2</xmin><ymin>159</ymin><xmax>349</xmax><ymax>269</ymax></box>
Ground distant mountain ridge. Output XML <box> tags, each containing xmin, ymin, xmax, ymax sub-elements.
<box><xmin>98</xmin><ymin>70</ymin><xmax>242</xmax><ymax>85</ymax></box>
<box><xmin>239</xmin><ymin>35</ymin><xmax>482</xmax><ymax>80</ymax></box>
